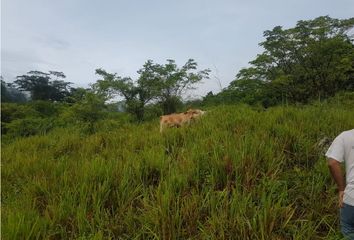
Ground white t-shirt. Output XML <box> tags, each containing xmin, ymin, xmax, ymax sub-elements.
<box><xmin>325</xmin><ymin>129</ymin><xmax>354</xmax><ymax>206</ymax></box>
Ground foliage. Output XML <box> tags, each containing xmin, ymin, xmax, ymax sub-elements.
<box><xmin>62</xmin><ymin>87</ymin><xmax>91</xmax><ymax>104</ymax></box>
<box><xmin>94</xmin><ymin>59</ymin><xmax>209</xmax><ymax>121</ymax></box>
<box><xmin>4</xmin><ymin>117</ymin><xmax>55</xmax><ymax>138</ymax></box>
<box><xmin>214</xmin><ymin>16</ymin><xmax>354</xmax><ymax>106</ymax></box>
<box><xmin>1</xmin><ymin>79</ymin><xmax>27</xmax><ymax>103</ymax></box>
<box><xmin>94</xmin><ymin>68</ymin><xmax>147</xmax><ymax>121</ymax></box>
<box><xmin>1</xmin><ymin>103</ymin><xmax>40</xmax><ymax>124</ymax></box>
<box><xmin>60</xmin><ymin>92</ymin><xmax>107</xmax><ymax>132</ymax></box>
<box><xmin>1</xmin><ymin>95</ymin><xmax>122</xmax><ymax>139</ymax></box>
<box><xmin>1</xmin><ymin>102</ymin><xmax>59</xmax><ymax>138</ymax></box>
<box><xmin>29</xmin><ymin>101</ymin><xmax>62</xmax><ymax>117</ymax></box>
<box><xmin>139</xmin><ymin>59</ymin><xmax>210</xmax><ymax>114</ymax></box>
<box><xmin>14</xmin><ymin>71</ymin><xmax>72</xmax><ymax>101</ymax></box>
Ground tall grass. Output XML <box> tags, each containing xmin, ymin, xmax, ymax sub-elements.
<box><xmin>2</xmin><ymin>104</ymin><xmax>353</xmax><ymax>239</ymax></box>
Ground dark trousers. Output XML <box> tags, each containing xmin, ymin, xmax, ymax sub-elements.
<box><xmin>341</xmin><ymin>203</ymin><xmax>354</xmax><ymax>239</ymax></box>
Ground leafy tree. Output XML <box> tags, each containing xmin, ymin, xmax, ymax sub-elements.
<box><xmin>143</xmin><ymin>59</ymin><xmax>210</xmax><ymax>114</ymax></box>
<box><xmin>94</xmin><ymin>69</ymin><xmax>147</xmax><ymax>121</ymax></box>
<box><xmin>1</xmin><ymin>102</ymin><xmax>56</xmax><ymax>137</ymax></box>
<box><xmin>14</xmin><ymin>71</ymin><xmax>72</xmax><ymax>101</ymax></box>
<box><xmin>225</xmin><ymin>16</ymin><xmax>354</xmax><ymax>106</ymax></box>
<box><xmin>64</xmin><ymin>87</ymin><xmax>92</xmax><ymax>104</ymax></box>
<box><xmin>94</xmin><ymin>59</ymin><xmax>210</xmax><ymax>120</ymax></box>
<box><xmin>228</xmin><ymin>78</ymin><xmax>266</xmax><ymax>105</ymax></box>
<box><xmin>60</xmin><ymin>90</ymin><xmax>107</xmax><ymax>133</ymax></box>
<box><xmin>1</xmin><ymin>77</ymin><xmax>27</xmax><ymax>103</ymax></box>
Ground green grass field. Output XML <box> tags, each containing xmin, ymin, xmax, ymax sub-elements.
<box><xmin>2</xmin><ymin>104</ymin><xmax>354</xmax><ymax>239</ymax></box>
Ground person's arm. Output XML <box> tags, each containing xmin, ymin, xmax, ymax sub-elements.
<box><xmin>327</xmin><ymin>158</ymin><xmax>345</xmax><ymax>208</ymax></box>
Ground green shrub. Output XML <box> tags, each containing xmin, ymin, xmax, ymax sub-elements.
<box><xmin>1</xmin><ymin>103</ymin><xmax>40</xmax><ymax>135</ymax></box>
<box><xmin>29</xmin><ymin>101</ymin><xmax>61</xmax><ymax>117</ymax></box>
<box><xmin>60</xmin><ymin>93</ymin><xmax>106</xmax><ymax>126</ymax></box>
<box><xmin>4</xmin><ymin>117</ymin><xmax>54</xmax><ymax>138</ymax></box>
<box><xmin>1</xmin><ymin>103</ymin><xmax>40</xmax><ymax>123</ymax></box>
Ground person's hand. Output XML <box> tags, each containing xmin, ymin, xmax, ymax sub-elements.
<box><xmin>338</xmin><ymin>191</ymin><xmax>344</xmax><ymax>208</ymax></box>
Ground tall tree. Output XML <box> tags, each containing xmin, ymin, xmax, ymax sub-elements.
<box><xmin>226</xmin><ymin>16</ymin><xmax>354</xmax><ymax>105</ymax></box>
<box><xmin>94</xmin><ymin>59</ymin><xmax>210</xmax><ymax>120</ymax></box>
<box><xmin>139</xmin><ymin>59</ymin><xmax>210</xmax><ymax>114</ymax></box>
<box><xmin>1</xmin><ymin>77</ymin><xmax>27</xmax><ymax>103</ymax></box>
<box><xmin>94</xmin><ymin>69</ymin><xmax>148</xmax><ymax>121</ymax></box>
<box><xmin>14</xmin><ymin>71</ymin><xmax>72</xmax><ymax>101</ymax></box>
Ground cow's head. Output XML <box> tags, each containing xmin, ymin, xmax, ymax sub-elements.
<box><xmin>184</xmin><ymin>109</ymin><xmax>205</xmax><ymax>119</ymax></box>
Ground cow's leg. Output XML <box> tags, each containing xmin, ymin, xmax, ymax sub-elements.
<box><xmin>160</xmin><ymin>122</ymin><xmax>164</xmax><ymax>133</ymax></box>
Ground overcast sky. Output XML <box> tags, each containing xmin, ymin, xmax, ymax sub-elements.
<box><xmin>1</xmin><ymin>0</ymin><xmax>353</xmax><ymax>98</ymax></box>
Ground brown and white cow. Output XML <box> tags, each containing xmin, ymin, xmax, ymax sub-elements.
<box><xmin>159</xmin><ymin>109</ymin><xmax>205</xmax><ymax>133</ymax></box>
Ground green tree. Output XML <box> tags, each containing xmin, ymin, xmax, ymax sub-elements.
<box><xmin>14</xmin><ymin>71</ymin><xmax>72</xmax><ymax>101</ymax></box>
<box><xmin>61</xmin><ymin>90</ymin><xmax>107</xmax><ymax>133</ymax></box>
<box><xmin>226</xmin><ymin>16</ymin><xmax>354</xmax><ymax>106</ymax></box>
<box><xmin>64</xmin><ymin>87</ymin><xmax>92</xmax><ymax>104</ymax></box>
<box><xmin>94</xmin><ymin>69</ymin><xmax>147</xmax><ymax>121</ymax></box>
<box><xmin>94</xmin><ymin>59</ymin><xmax>209</xmax><ymax>120</ymax></box>
<box><xmin>145</xmin><ymin>59</ymin><xmax>210</xmax><ymax>114</ymax></box>
<box><xmin>228</xmin><ymin>78</ymin><xmax>266</xmax><ymax>105</ymax></box>
<box><xmin>1</xmin><ymin>77</ymin><xmax>27</xmax><ymax>103</ymax></box>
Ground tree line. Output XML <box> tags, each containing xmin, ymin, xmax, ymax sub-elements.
<box><xmin>2</xmin><ymin>58</ymin><xmax>210</xmax><ymax>121</ymax></box>
<box><xmin>2</xmin><ymin>16</ymin><xmax>354</xmax><ymax>121</ymax></box>
<box><xmin>203</xmin><ymin>16</ymin><xmax>354</xmax><ymax>106</ymax></box>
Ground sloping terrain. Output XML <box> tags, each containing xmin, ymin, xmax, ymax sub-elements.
<box><xmin>2</xmin><ymin>105</ymin><xmax>354</xmax><ymax>239</ymax></box>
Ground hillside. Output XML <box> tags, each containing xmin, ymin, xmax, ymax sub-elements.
<box><xmin>2</xmin><ymin>104</ymin><xmax>354</xmax><ymax>239</ymax></box>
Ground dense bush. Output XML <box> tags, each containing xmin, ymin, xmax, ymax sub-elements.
<box><xmin>1</xmin><ymin>103</ymin><xmax>41</xmax><ymax>135</ymax></box>
<box><xmin>29</xmin><ymin>101</ymin><xmax>62</xmax><ymax>117</ymax></box>
<box><xmin>1</xmin><ymin>103</ymin><xmax>40</xmax><ymax>123</ymax></box>
<box><xmin>4</xmin><ymin>117</ymin><xmax>54</xmax><ymax>138</ymax></box>
<box><xmin>1</xmin><ymin>95</ymin><xmax>129</xmax><ymax>139</ymax></box>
